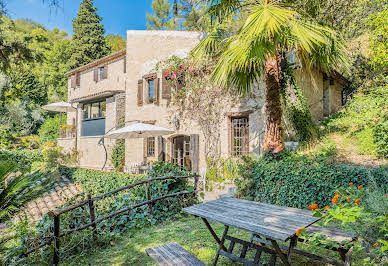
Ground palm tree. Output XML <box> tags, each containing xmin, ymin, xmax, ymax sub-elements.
<box><xmin>0</xmin><ymin>161</ymin><xmax>54</xmax><ymax>223</ymax></box>
<box><xmin>192</xmin><ymin>0</ymin><xmax>345</xmax><ymax>154</ymax></box>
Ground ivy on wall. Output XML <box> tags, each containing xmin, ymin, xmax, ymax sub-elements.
<box><xmin>281</xmin><ymin>61</ymin><xmax>319</xmax><ymax>142</ymax></box>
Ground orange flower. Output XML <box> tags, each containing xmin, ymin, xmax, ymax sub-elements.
<box><xmin>335</xmin><ymin>192</ymin><xmax>340</xmax><ymax>197</ymax></box>
<box><xmin>358</xmin><ymin>185</ymin><xmax>363</xmax><ymax>190</ymax></box>
<box><xmin>373</xmin><ymin>242</ymin><xmax>379</xmax><ymax>247</ymax></box>
<box><xmin>308</xmin><ymin>203</ymin><xmax>318</xmax><ymax>210</ymax></box>
<box><xmin>332</xmin><ymin>196</ymin><xmax>339</xmax><ymax>204</ymax></box>
<box><xmin>296</xmin><ymin>228</ymin><xmax>303</xmax><ymax>236</ymax></box>
<box><xmin>347</xmin><ymin>196</ymin><xmax>351</xmax><ymax>201</ymax></box>
<box><xmin>355</xmin><ymin>199</ymin><xmax>360</xmax><ymax>205</ymax></box>
<box><xmin>349</xmin><ymin>182</ymin><xmax>353</xmax><ymax>186</ymax></box>
<box><xmin>324</xmin><ymin>206</ymin><xmax>330</xmax><ymax>210</ymax></box>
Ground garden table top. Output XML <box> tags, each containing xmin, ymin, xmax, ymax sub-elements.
<box><xmin>183</xmin><ymin>197</ymin><xmax>320</xmax><ymax>241</ymax></box>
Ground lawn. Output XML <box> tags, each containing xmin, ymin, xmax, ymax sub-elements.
<box><xmin>64</xmin><ymin>215</ymin><xmax>347</xmax><ymax>266</ymax></box>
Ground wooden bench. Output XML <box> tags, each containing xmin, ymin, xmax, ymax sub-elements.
<box><xmin>251</xmin><ymin>225</ymin><xmax>356</xmax><ymax>266</ymax></box>
<box><xmin>146</xmin><ymin>243</ymin><xmax>206</xmax><ymax>266</ymax></box>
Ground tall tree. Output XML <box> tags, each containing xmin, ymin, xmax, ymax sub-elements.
<box><xmin>68</xmin><ymin>0</ymin><xmax>110</xmax><ymax>70</ymax></box>
<box><xmin>106</xmin><ymin>34</ymin><xmax>126</xmax><ymax>53</ymax></box>
<box><xmin>146</xmin><ymin>0</ymin><xmax>178</xmax><ymax>30</ymax></box>
<box><xmin>193</xmin><ymin>0</ymin><xmax>344</xmax><ymax>154</ymax></box>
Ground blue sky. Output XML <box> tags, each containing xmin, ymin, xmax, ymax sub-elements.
<box><xmin>7</xmin><ymin>0</ymin><xmax>155</xmax><ymax>37</ymax></box>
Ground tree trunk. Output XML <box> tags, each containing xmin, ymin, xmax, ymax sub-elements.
<box><xmin>262</xmin><ymin>55</ymin><xmax>285</xmax><ymax>154</ymax></box>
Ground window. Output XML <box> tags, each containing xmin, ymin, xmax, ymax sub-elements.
<box><xmin>147</xmin><ymin>137</ymin><xmax>155</xmax><ymax>157</ymax></box>
<box><xmin>82</xmin><ymin>100</ymin><xmax>106</xmax><ymax>120</ymax></box>
<box><xmin>91</xmin><ymin>102</ymin><xmax>99</xmax><ymax>118</ymax></box>
<box><xmin>100</xmin><ymin>67</ymin><xmax>105</xmax><ymax>80</ymax></box>
<box><xmin>231</xmin><ymin>117</ymin><xmax>249</xmax><ymax>156</ymax></box>
<box><xmin>148</xmin><ymin>79</ymin><xmax>154</xmax><ymax>103</ymax></box>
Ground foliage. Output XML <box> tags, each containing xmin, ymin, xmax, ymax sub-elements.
<box><xmin>111</xmin><ymin>141</ymin><xmax>125</xmax><ymax>172</ymax></box>
<box><xmin>146</xmin><ymin>0</ymin><xmax>178</xmax><ymax>30</ymax></box>
<box><xmin>374</xmin><ymin>119</ymin><xmax>388</xmax><ymax>158</ymax></box>
<box><xmin>105</xmin><ymin>34</ymin><xmax>126</xmax><ymax>53</ymax></box>
<box><xmin>38</xmin><ymin>115</ymin><xmax>66</xmax><ymax>144</ymax></box>
<box><xmin>368</xmin><ymin>8</ymin><xmax>388</xmax><ymax>73</ymax></box>
<box><xmin>0</xmin><ymin>16</ymin><xmax>35</xmax><ymax>71</ymax></box>
<box><xmin>281</xmin><ymin>62</ymin><xmax>319</xmax><ymax>142</ymax></box>
<box><xmin>2</xmin><ymin>163</ymin><xmax>194</xmax><ymax>264</ymax></box>
<box><xmin>68</xmin><ymin>0</ymin><xmax>111</xmax><ymax>70</ymax></box>
<box><xmin>156</xmin><ymin>56</ymin><xmax>238</xmax><ymax>162</ymax></box>
<box><xmin>0</xmin><ymin>160</ymin><xmax>55</xmax><ymax>223</ymax></box>
<box><xmin>206</xmin><ymin>157</ymin><xmax>240</xmax><ymax>183</ymax></box>
<box><xmin>19</xmin><ymin>135</ymin><xmax>40</xmax><ymax>149</ymax></box>
<box><xmin>0</xmin><ymin>149</ymin><xmax>43</xmax><ymax>172</ymax></box>
<box><xmin>235</xmin><ymin>154</ymin><xmax>388</xmax><ymax>209</ymax></box>
<box><xmin>324</xmin><ymin>85</ymin><xmax>388</xmax><ymax>158</ymax></box>
<box><xmin>41</xmin><ymin>143</ymin><xmax>63</xmax><ymax>169</ymax></box>
<box><xmin>301</xmin><ymin>184</ymin><xmax>388</xmax><ymax>264</ymax></box>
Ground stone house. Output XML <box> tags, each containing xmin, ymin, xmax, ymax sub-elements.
<box><xmin>58</xmin><ymin>30</ymin><xmax>346</xmax><ymax>172</ymax></box>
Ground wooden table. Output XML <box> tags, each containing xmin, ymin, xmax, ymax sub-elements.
<box><xmin>183</xmin><ymin>197</ymin><xmax>320</xmax><ymax>266</ymax></box>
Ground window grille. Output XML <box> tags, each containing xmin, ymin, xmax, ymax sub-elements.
<box><xmin>231</xmin><ymin>117</ymin><xmax>249</xmax><ymax>156</ymax></box>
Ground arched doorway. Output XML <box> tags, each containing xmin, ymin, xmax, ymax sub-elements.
<box><xmin>171</xmin><ymin>135</ymin><xmax>191</xmax><ymax>171</ymax></box>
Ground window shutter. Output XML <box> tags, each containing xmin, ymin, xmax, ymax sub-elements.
<box><xmin>190</xmin><ymin>134</ymin><xmax>199</xmax><ymax>173</ymax></box>
<box><xmin>123</xmin><ymin>57</ymin><xmax>127</xmax><ymax>73</ymax></box>
<box><xmin>75</xmin><ymin>72</ymin><xmax>80</xmax><ymax>87</ymax></box>
<box><xmin>154</xmin><ymin>77</ymin><xmax>160</xmax><ymax>105</ymax></box>
<box><xmin>71</xmin><ymin>75</ymin><xmax>76</xmax><ymax>88</ymax></box>
<box><xmin>93</xmin><ymin>68</ymin><xmax>98</xmax><ymax>82</ymax></box>
<box><xmin>104</xmin><ymin>64</ymin><xmax>108</xmax><ymax>79</ymax></box>
<box><xmin>162</xmin><ymin>70</ymin><xmax>171</xmax><ymax>100</ymax></box>
<box><xmin>137</xmin><ymin>79</ymin><xmax>143</xmax><ymax>106</ymax></box>
<box><xmin>158</xmin><ymin>136</ymin><xmax>165</xmax><ymax>161</ymax></box>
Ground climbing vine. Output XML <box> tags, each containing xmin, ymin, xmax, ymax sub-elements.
<box><xmin>281</xmin><ymin>62</ymin><xmax>319</xmax><ymax>142</ymax></box>
<box><xmin>156</xmin><ymin>56</ymin><xmax>238</xmax><ymax>161</ymax></box>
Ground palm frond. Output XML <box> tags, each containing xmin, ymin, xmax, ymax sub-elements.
<box><xmin>210</xmin><ymin>37</ymin><xmax>268</xmax><ymax>94</ymax></box>
<box><xmin>191</xmin><ymin>28</ymin><xmax>230</xmax><ymax>61</ymax></box>
<box><xmin>206</xmin><ymin>0</ymin><xmax>242</xmax><ymax>21</ymax></box>
<box><xmin>0</xmin><ymin>167</ymin><xmax>55</xmax><ymax>223</ymax></box>
<box><xmin>240</xmin><ymin>0</ymin><xmax>295</xmax><ymax>40</ymax></box>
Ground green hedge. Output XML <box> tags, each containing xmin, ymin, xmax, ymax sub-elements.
<box><xmin>235</xmin><ymin>155</ymin><xmax>388</xmax><ymax>209</ymax></box>
<box><xmin>0</xmin><ymin>149</ymin><xmax>43</xmax><ymax>172</ymax></box>
<box><xmin>58</xmin><ymin>166</ymin><xmax>143</xmax><ymax>195</ymax></box>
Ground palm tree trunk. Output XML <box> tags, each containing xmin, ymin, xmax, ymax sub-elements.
<box><xmin>262</xmin><ymin>55</ymin><xmax>285</xmax><ymax>154</ymax></box>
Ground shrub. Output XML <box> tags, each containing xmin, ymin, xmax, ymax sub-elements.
<box><xmin>3</xmin><ymin>163</ymin><xmax>194</xmax><ymax>264</ymax></box>
<box><xmin>38</xmin><ymin>115</ymin><xmax>66</xmax><ymax>144</ymax></box>
<box><xmin>303</xmin><ymin>184</ymin><xmax>388</xmax><ymax>264</ymax></box>
<box><xmin>0</xmin><ymin>149</ymin><xmax>43</xmax><ymax>172</ymax></box>
<box><xmin>19</xmin><ymin>135</ymin><xmax>40</xmax><ymax>149</ymax></box>
<box><xmin>235</xmin><ymin>155</ymin><xmax>388</xmax><ymax>209</ymax></box>
<box><xmin>374</xmin><ymin>119</ymin><xmax>388</xmax><ymax>158</ymax></box>
<box><xmin>111</xmin><ymin>141</ymin><xmax>125</xmax><ymax>171</ymax></box>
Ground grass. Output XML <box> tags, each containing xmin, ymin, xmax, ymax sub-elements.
<box><xmin>64</xmin><ymin>215</ymin><xmax>350</xmax><ymax>266</ymax></box>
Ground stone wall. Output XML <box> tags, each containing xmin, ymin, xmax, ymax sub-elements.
<box><xmin>59</xmin><ymin>30</ymin><xmax>344</xmax><ymax>172</ymax></box>
<box><xmin>67</xmin><ymin>56</ymin><xmax>126</xmax><ymax>101</ymax></box>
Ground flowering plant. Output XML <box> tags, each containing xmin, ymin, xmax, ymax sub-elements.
<box><xmin>299</xmin><ymin>183</ymin><xmax>388</xmax><ymax>264</ymax></box>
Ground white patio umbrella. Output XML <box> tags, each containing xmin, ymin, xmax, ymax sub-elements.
<box><xmin>42</xmin><ymin>101</ymin><xmax>76</xmax><ymax>112</ymax></box>
<box><xmin>105</xmin><ymin>122</ymin><xmax>174</xmax><ymax>139</ymax></box>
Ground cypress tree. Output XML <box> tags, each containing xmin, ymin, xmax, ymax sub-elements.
<box><xmin>69</xmin><ymin>0</ymin><xmax>110</xmax><ymax>70</ymax></box>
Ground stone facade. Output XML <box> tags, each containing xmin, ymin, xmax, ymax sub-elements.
<box><xmin>57</xmin><ymin>30</ymin><xmax>345</xmax><ymax>172</ymax></box>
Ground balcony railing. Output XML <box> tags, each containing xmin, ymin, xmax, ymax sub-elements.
<box><xmin>59</xmin><ymin>126</ymin><xmax>76</xmax><ymax>139</ymax></box>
